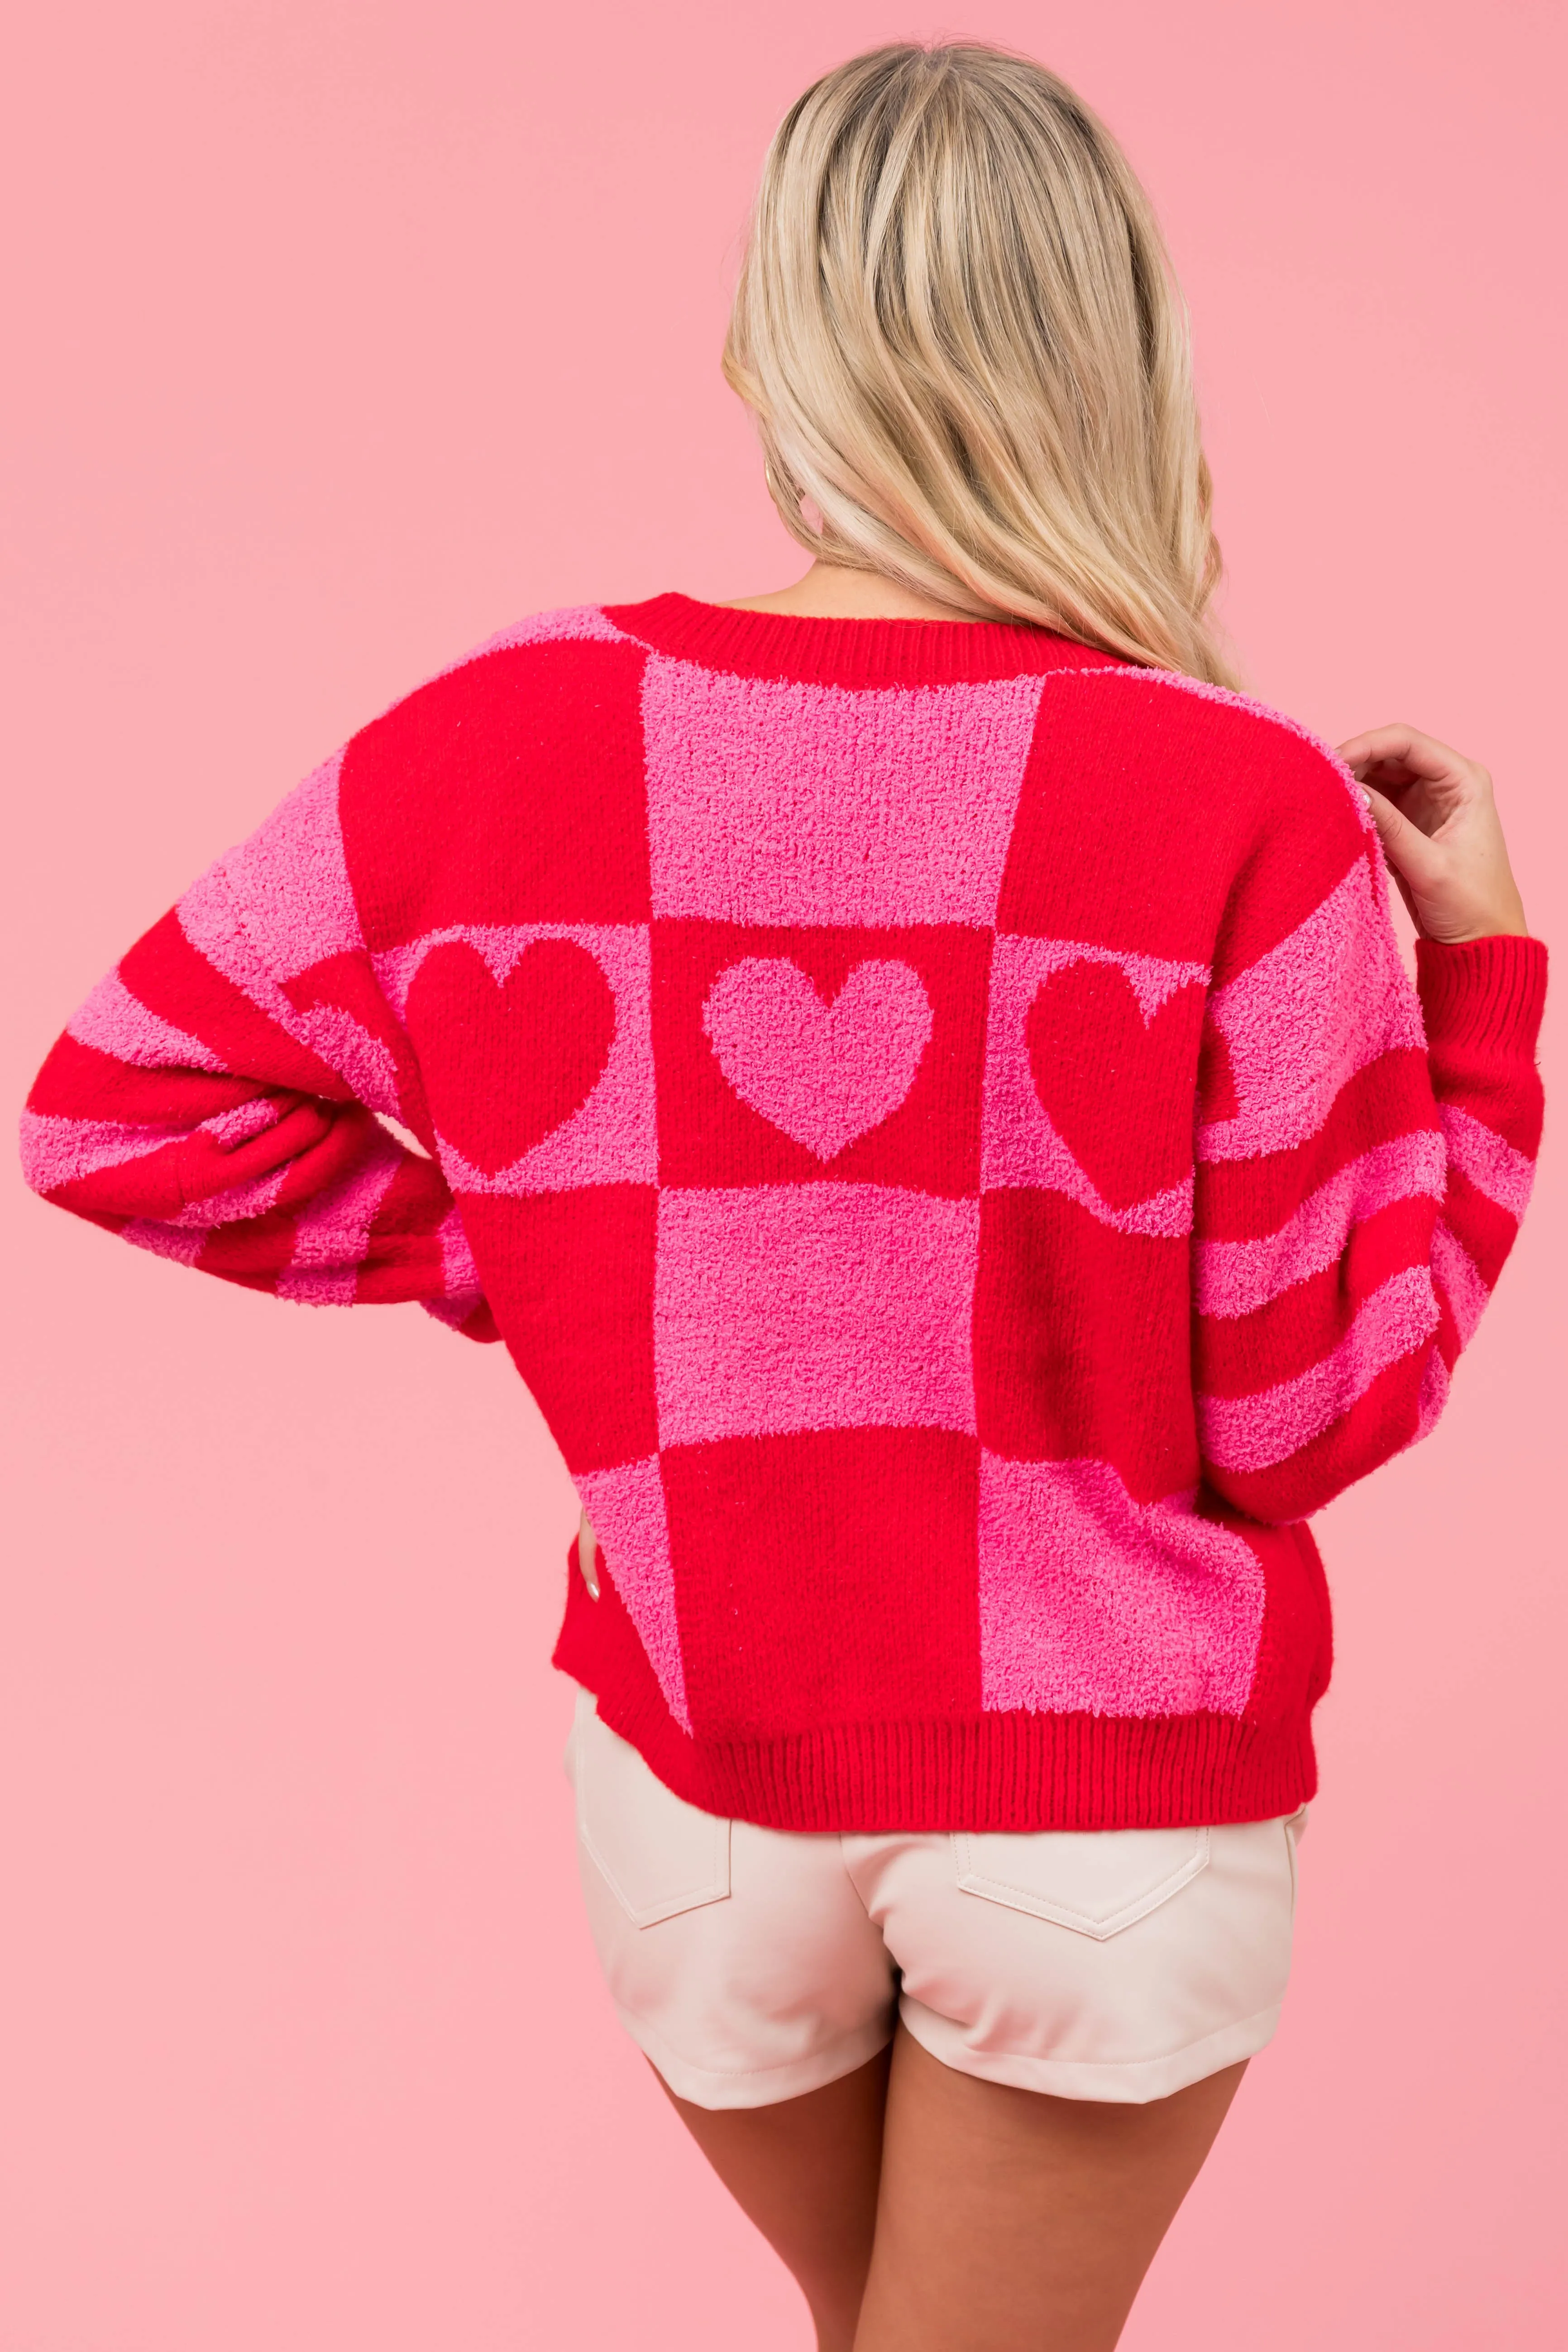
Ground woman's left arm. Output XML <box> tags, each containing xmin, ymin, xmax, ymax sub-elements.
<box><xmin>1190</xmin><ymin>725</ymin><xmax>1546</xmax><ymax>1525</ymax></box>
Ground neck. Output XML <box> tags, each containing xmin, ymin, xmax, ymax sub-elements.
<box><xmin>724</xmin><ymin>559</ymin><xmax>989</xmax><ymax>625</ymax></box>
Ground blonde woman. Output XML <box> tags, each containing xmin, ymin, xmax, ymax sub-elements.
<box><xmin>24</xmin><ymin>41</ymin><xmax>1544</xmax><ymax>2352</ymax></box>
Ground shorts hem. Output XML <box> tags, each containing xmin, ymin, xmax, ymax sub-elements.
<box><xmin>615</xmin><ymin>2005</ymin><xmax>895</xmax><ymax>2111</ymax></box>
<box><xmin>897</xmin><ymin>1998</ymin><xmax>1284</xmax><ymax>2105</ymax></box>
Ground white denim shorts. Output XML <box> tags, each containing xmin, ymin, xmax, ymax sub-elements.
<box><xmin>566</xmin><ymin>1690</ymin><xmax>1306</xmax><ymax>2109</ymax></box>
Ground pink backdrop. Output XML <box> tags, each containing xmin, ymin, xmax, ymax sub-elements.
<box><xmin>4</xmin><ymin>5</ymin><xmax>1563</xmax><ymax>2345</ymax></box>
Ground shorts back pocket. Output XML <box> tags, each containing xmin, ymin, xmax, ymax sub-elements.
<box><xmin>952</xmin><ymin>1824</ymin><xmax>1210</xmax><ymax>1941</ymax></box>
<box><xmin>571</xmin><ymin>1691</ymin><xmax>731</xmax><ymax>1928</ymax></box>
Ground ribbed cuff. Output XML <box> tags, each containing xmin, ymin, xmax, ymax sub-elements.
<box><xmin>1415</xmin><ymin>933</ymin><xmax>1547</xmax><ymax>1052</ymax></box>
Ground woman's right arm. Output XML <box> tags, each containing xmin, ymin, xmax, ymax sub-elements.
<box><xmin>20</xmin><ymin>757</ymin><xmax>496</xmax><ymax>1339</ymax></box>
<box><xmin>1191</xmin><ymin>727</ymin><xmax>1545</xmax><ymax>1525</ymax></box>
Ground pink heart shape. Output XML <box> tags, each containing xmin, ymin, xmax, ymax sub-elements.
<box><xmin>703</xmin><ymin>956</ymin><xmax>933</xmax><ymax>1160</ymax></box>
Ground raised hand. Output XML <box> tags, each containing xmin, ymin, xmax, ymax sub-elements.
<box><xmin>1337</xmin><ymin>724</ymin><xmax>1529</xmax><ymax>945</ymax></box>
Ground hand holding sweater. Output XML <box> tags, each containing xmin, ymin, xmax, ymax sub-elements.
<box><xmin>1341</xmin><ymin>724</ymin><xmax>1529</xmax><ymax>945</ymax></box>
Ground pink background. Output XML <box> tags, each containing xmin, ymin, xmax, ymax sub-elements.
<box><xmin>3</xmin><ymin>4</ymin><xmax>1562</xmax><ymax>2345</ymax></box>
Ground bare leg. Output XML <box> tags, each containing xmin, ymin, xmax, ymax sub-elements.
<box><xmin>659</xmin><ymin>2046</ymin><xmax>891</xmax><ymax>2352</ymax></box>
<box><xmin>854</xmin><ymin>2025</ymin><xmax>1245</xmax><ymax>2351</ymax></box>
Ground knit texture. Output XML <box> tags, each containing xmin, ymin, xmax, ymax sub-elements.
<box><xmin>23</xmin><ymin>594</ymin><xmax>1548</xmax><ymax>1829</ymax></box>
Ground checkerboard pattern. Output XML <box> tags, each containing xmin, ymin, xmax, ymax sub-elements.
<box><xmin>24</xmin><ymin>595</ymin><xmax>1547</xmax><ymax>1829</ymax></box>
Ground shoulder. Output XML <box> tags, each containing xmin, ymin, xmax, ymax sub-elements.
<box><xmin>1078</xmin><ymin>665</ymin><xmax>1379</xmax><ymax>954</ymax></box>
<box><xmin>440</xmin><ymin>603</ymin><xmax>637</xmax><ymax>669</ymax></box>
<box><xmin>340</xmin><ymin>604</ymin><xmax>647</xmax><ymax>807</ymax></box>
<box><xmin>371</xmin><ymin>602</ymin><xmax>642</xmax><ymax>731</ymax></box>
<box><xmin>1068</xmin><ymin>669</ymin><xmax>1381</xmax><ymax>983</ymax></box>
<box><xmin>335</xmin><ymin>608</ymin><xmax>653</xmax><ymax>937</ymax></box>
<box><xmin>1041</xmin><ymin>660</ymin><xmax>1369</xmax><ymax>837</ymax></box>
<box><xmin>998</xmin><ymin>658</ymin><xmax>1374</xmax><ymax>964</ymax></box>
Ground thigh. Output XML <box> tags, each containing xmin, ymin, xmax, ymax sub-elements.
<box><xmin>855</xmin><ymin>2024</ymin><xmax>1245</xmax><ymax>2352</ymax></box>
<box><xmin>662</xmin><ymin>2047</ymin><xmax>892</xmax><ymax>2352</ymax></box>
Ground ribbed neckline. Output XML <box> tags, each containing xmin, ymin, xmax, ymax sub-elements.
<box><xmin>601</xmin><ymin>590</ymin><xmax>1122</xmax><ymax>689</ymax></box>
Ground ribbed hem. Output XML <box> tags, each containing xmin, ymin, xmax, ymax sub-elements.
<box><xmin>554</xmin><ymin>1613</ymin><xmax>1317</xmax><ymax>1832</ymax></box>
<box><xmin>601</xmin><ymin>591</ymin><xmax>1122</xmax><ymax>689</ymax></box>
<box><xmin>1415</xmin><ymin>932</ymin><xmax>1548</xmax><ymax>1052</ymax></box>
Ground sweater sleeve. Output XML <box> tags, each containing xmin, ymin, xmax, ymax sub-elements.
<box><xmin>20</xmin><ymin>755</ymin><xmax>498</xmax><ymax>1340</ymax></box>
<box><xmin>1191</xmin><ymin>810</ymin><xmax>1546</xmax><ymax>1525</ymax></box>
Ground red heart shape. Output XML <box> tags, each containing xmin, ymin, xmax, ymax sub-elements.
<box><xmin>1026</xmin><ymin>963</ymin><xmax>1205</xmax><ymax>1209</ymax></box>
<box><xmin>405</xmin><ymin>938</ymin><xmax>615</xmax><ymax>1174</ymax></box>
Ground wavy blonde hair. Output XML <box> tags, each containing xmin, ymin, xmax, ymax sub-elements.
<box><xmin>723</xmin><ymin>42</ymin><xmax>1238</xmax><ymax>688</ymax></box>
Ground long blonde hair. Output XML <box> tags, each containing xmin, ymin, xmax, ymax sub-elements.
<box><xmin>723</xmin><ymin>43</ymin><xmax>1238</xmax><ymax>688</ymax></box>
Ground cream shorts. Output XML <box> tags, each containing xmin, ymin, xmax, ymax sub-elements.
<box><xmin>566</xmin><ymin>1689</ymin><xmax>1305</xmax><ymax>2110</ymax></box>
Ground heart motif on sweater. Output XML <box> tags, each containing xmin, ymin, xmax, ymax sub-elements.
<box><xmin>703</xmin><ymin>956</ymin><xmax>933</xmax><ymax>1160</ymax></box>
<box><xmin>406</xmin><ymin>938</ymin><xmax>616</xmax><ymax>1174</ymax></box>
<box><xmin>1027</xmin><ymin>962</ymin><xmax>1205</xmax><ymax>1209</ymax></box>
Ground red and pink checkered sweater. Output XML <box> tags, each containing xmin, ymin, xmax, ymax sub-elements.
<box><xmin>24</xmin><ymin>596</ymin><xmax>1548</xmax><ymax>1830</ymax></box>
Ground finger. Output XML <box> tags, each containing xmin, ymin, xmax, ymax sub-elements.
<box><xmin>1362</xmin><ymin>782</ymin><xmax>1436</xmax><ymax>870</ymax></box>
<box><xmin>1336</xmin><ymin>728</ymin><xmax>1405</xmax><ymax>778</ymax></box>
<box><xmin>1382</xmin><ymin>853</ymin><xmax>1420</xmax><ymax>931</ymax></box>
<box><xmin>1336</xmin><ymin>724</ymin><xmax>1462</xmax><ymax>781</ymax></box>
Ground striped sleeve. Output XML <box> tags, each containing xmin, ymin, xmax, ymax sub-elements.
<box><xmin>20</xmin><ymin>753</ymin><xmax>497</xmax><ymax>1341</ymax></box>
<box><xmin>1192</xmin><ymin>795</ymin><xmax>1546</xmax><ymax>1525</ymax></box>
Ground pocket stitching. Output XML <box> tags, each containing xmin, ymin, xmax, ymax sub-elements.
<box><xmin>580</xmin><ymin>1814</ymin><xmax>731</xmax><ymax>1928</ymax></box>
<box><xmin>576</xmin><ymin>1707</ymin><xmax>731</xmax><ymax>1928</ymax></box>
<box><xmin>951</xmin><ymin>1826</ymin><xmax>1211</xmax><ymax>1941</ymax></box>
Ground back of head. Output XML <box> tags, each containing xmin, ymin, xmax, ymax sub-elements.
<box><xmin>724</xmin><ymin>43</ymin><xmax>1237</xmax><ymax>688</ymax></box>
